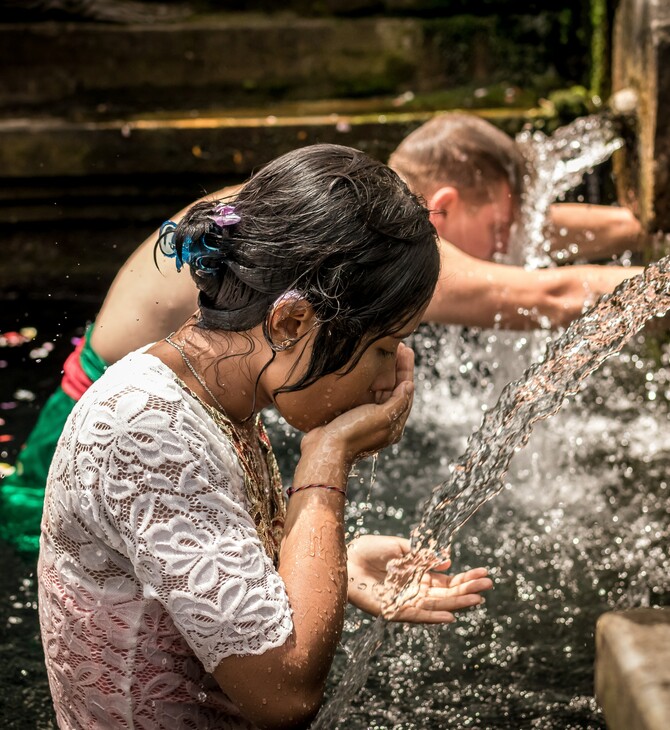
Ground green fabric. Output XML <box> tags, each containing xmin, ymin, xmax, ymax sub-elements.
<box><xmin>0</xmin><ymin>328</ymin><xmax>107</xmax><ymax>553</ymax></box>
<box><xmin>79</xmin><ymin>329</ymin><xmax>108</xmax><ymax>383</ymax></box>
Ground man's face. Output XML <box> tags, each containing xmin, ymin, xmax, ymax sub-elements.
<box><xmin>441</xmin><ymin>181</ymin><xmax>516</xmax><ymax>261</ymax></box>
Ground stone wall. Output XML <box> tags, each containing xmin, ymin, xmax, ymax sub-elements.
<box><xmin>0</xmin><ymin>1</ymin><xmax>599</xmax><ymax>298</ymax></box>
<box><xmin>612</xmin><ymin>0</ymin><xmax>670</xmax><ymax>233</ymax></box>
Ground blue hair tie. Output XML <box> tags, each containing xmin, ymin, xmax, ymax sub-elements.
<box><xmin>158</xmin><ymin>220</ymin><xmax>187</xmax><ymax>271</ymax></box>
<box><xmin>158</xmin><ymin>221</ymin><xmax>217</xmax><ymax>273</ymax></box>
<box><xmin>158</xmin><ymin>204</ymin><xmax>240</xmax><ymax>273</ymax></box>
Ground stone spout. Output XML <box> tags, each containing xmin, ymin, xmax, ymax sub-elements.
<box><xmin>612</xmin><ymin>0</ymin><xmax>670</xmax><ymax>233</ymax></box>
<box><xmin>608</xmin><ymin>87</ymin><xmax>638</xmax><ymax>118</ymax></box>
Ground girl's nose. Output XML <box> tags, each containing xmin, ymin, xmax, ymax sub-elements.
<box><xmin>373</xmin><ymin>362</ymin><xmax>398</xmax><ymax>395</ymax></box>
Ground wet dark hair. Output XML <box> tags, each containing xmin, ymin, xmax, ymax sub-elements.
<box><xmin>389</xmin><ymin>112</ymin><xmax>527</xmax><ymax>205</ymax></box>
<box><xmin>169</xmin><ymin>143</ymin><xmax>439</xmax><ymax>393</ymax></box>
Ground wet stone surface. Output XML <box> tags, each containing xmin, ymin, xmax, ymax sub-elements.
<box><xmin>595</xmin><ymin>608</ymin><xmax>670</xmax><ymax>730</ymax></box>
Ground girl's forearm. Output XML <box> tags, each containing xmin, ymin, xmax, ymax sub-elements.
<box><xmin>213</xmin><ymin>454</ymin><xmax>350</xmax><ymax>729</ymax></box>
<box><xmin>279</xmin><ymin>487</ymin><xmax>348</xmax><ymax>676</ymax></box>
<box><xmin>270</xmin><ymin>447</ymin><xmax>351</xmax><ymax>700</ymax></box>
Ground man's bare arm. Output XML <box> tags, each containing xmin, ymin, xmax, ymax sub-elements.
<box><xmin>91</xmin><ymin>185</ymin><xmax>242</xmax><ymax>364</ymax></box>
<box><xmin>547</xmin><ymin>203</ymin><xmax>645</xmax><ymax>262</ymax></box>
<box><xmin>424</xmin><ymin>239</ymin><xmax>642</xmax><ymax>330</ymax></box>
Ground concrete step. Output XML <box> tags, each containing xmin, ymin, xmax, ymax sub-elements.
<box><xmin>2</xmin><ymin>12</ymin><xmax>579</xmax><ymax>118</ymax></box>
<box><xmin>0</xmin><ymin>101</ymin><xmax>542</xmax><ymax>183</ymax></box>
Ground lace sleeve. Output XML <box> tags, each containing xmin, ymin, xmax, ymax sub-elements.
<box><xmin>61</xmin><ymin>366</ymin><xmax>293</xmax><ymax>673</ymax></box>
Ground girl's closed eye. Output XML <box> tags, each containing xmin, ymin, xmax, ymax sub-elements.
<box><xmin>379</xmin><ymin>347</ymin><xmax>397</xmax><ymax>360</ymax></box>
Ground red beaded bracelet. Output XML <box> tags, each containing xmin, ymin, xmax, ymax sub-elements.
<box><xmin>286</xmin><ymin>483</ymin><xmax>347</xmax><ymax>498</ymax></box>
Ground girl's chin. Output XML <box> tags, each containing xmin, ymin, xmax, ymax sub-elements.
<box><xmin>284</xmin><ymin>410</ymin><xmax>346</xmax><ymax>433</ymax></box>
<box><xmin>281</xmin><ymin>414</ymin><xmax>322</xmax><ymax>433</ymax></box>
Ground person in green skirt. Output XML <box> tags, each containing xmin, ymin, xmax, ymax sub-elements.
<box><xmin>0</xmin><ymin>330</ymin><xmax>107</xmax><ymax>552</ymax></box>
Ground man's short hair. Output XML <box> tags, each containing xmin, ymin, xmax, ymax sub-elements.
<box><xmin>389</xmin><ymin>112</ymin><xmax>527</xmax><ymax>205</ymax></box>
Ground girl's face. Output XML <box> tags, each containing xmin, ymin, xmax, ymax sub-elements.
<box><xmin>266</xmin><ymin>310</ymin><xmax>424</xmax><ymax>433</ymax></box>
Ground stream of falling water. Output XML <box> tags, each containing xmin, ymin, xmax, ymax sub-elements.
<box><xmin>313</xmin><ymin>253</ymin><xmax>670</xmax><ymax>730</ymax></box>
<box><xmin>511</xmin><ymin>113</ymin><xmax>625</xmax><ymax>269</ymax></box>
<box><xmin>311</xmin><ymin>113</ymin><xmax>667</xmax><ymax>728</ymax></box>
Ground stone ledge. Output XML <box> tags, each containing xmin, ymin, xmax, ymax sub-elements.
<box><xmin>0</xmin><ymin>16</ymin><xmax>428</xmax><ymax>113</ymax></box>
<box><xmin>595</xmin><ymin>607</ymin><xmax>670</xmax><ymax>730</ymax></box>
<box><xmin>1</xmin><ymin>13</ymin><xmax>576</xmax><ymax>117</ymax></box>
<box><xmin>0</xmin><ymin>106</ymin><xmax>540</xmax><ymax>181</ymax></box>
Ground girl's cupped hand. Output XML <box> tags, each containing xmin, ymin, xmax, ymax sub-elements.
<box><xmin>301</xmin><ymin>343</ymin><xmax>416</xmax><ymax>467</ymax></box>
<box><xmin>346</xmin><ymin>535</ymin><xmax>493</xmax><ymax>623</ymax></box>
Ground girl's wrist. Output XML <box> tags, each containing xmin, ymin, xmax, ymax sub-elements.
<box><xmin>292</xmin><ymin>463</ymin><xmax>350</xmax><ymax>492</ymax></box>
<box><xmin>286</xmin><ymin>483</ymin><xmax>347</xmax><ymax>498</ymax></box>
<box><xmin>297</xmin><ymin>431</ymin><xmax>352</xmax><ymax>488</ymax></box>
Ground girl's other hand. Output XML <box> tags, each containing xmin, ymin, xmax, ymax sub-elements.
<box><xmin>301</xmin><ymin>343</ymin><xmax>416</xmax><ymax>468</ymax></box>
<box><xmin>346</xmin><ymin>535</ymin><xmax>493</xmax><ymax>624</ymax></box>
<box><xmin>373</xmin><ymin>340</ymin><xmax>414</xmax><ymax>406</ymax></box>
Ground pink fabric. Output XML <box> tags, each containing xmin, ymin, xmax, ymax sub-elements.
<box><xmin>60</xmin><ymin>339</ymin><xmax>92</xmax><ymax>400</ymax></box>
<box><xmin>40</xmin><ymin>352</ymin><xmax>292</xmax><ymax>729</ymax></box>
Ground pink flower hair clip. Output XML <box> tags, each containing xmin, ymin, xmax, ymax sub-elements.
<box><xmin>210</xmin><ymin>203</ymin><xmax>241</xmax><ymax>228</ymax></box>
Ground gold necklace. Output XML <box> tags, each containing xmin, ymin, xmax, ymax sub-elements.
<box><xmin>190</xmin><ymin>393</ymin><xmax>286</xmax><ymax>565</ymax></box>
<box><xmin>165</xmin><ymin>332</ymin><xmax>226</xmax><ymax>412</ymax></box>
<box><xmin>165</xmin><ymin>332</ymin><xmax>285</xmax><ymax>563</ymax></box>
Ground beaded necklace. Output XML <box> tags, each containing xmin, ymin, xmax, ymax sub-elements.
<box><xmin>166</xmin><ymin>332</ymin><xmax>226</xmax><ymax>411</ymax></box>
<box><xmin>165</xmin><ymin>333</ymin><xmax>285</xmax><ymax>564</ymax></box>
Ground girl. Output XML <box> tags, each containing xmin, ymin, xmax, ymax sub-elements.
<box><xmin>38</xmin><ymin>144</ymin><xmax>492</xmax><ymax>729</ymax></box>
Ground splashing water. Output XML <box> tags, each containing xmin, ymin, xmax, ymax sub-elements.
<box><xmin>312</xmin><ymin>256</ymin><xmax>670</xmax><ymax>728</ymax></box>
<box><xmin>466</xmin><ymin>113</ymin><xmax>630</xmax><ymax>419</ymax></box>
<box><xmin>511</xmin><ymin>114</ymin><xmax>625</xmax><ymax>269</ymax></box>
<box><xmin>395</xmin><ymin>258</ymin><xmax>669</xmax><ymax>594</ymax></box>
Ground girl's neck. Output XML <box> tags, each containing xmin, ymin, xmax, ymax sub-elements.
<box><xmin>152</xmin><ymin>323</ymin><xmax>272</xmax><ymax>426</ymax></box>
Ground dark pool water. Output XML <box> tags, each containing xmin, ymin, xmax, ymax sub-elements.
<box><xmin>1</xmin><ymin>304</ymin><xmax>668</xmax><ymax>729</ymax></box>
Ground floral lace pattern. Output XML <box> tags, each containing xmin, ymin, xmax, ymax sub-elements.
<box><xmin>38</xmin><ymin>352</ymin><xmax>293</xmax><ymax>729</ymax></box>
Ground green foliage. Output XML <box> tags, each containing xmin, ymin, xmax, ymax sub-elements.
<box><xmin>590</xmin><ymin>0</ymin><xmax>608</xmax><ymax>97</ymax></box>
<box><xmin>547</xmin><ymin>85</ymin><xmax>598</xmax><ymax>121</ymax></box>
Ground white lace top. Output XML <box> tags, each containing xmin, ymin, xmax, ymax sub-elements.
<box><xmin>38</xmin><ymin>351</ymin><xmax>293</xmax><ymax>729</ymax></box>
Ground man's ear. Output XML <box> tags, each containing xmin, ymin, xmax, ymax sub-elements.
<box><xmin>427</xmin><ymin>186</ymin><xmax>459</xmax><ymax>239</ymax></box>
<box><xmin>267</xmin><ymin>294</ymin><xmax>318</xmax><ymax>351</ymax></box>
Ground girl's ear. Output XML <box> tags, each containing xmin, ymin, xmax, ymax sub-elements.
<box><xmin>267</xmin><ymin>294</ymin><xmax>318</xmax><ymax>351</ymax></box>
<box><xmin>427</xmin><ymin>186</ymin><xmax>459</xmax><ymax>239</ymax></box>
